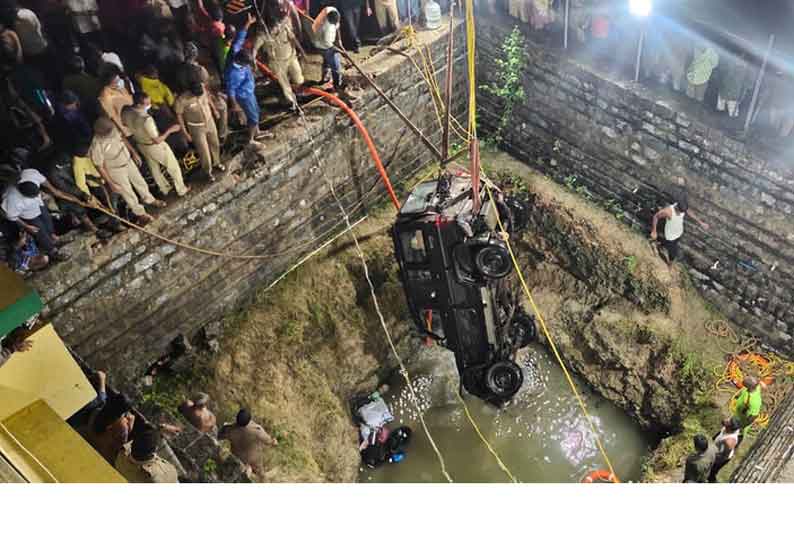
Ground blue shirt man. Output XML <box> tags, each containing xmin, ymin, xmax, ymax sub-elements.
<box><xmin>224</xmin><ymin>15</ymin><xmax>260</xmax><ymax>143</ymax></box>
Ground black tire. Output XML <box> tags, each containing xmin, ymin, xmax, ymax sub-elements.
<box><xmin>510</xmin><ymin>313</ymin><xmax>537</xmax><ymax>348</ymax></box>
<box><xmin>505</xmin><ymin>197</ymin><xmax>529</xmax><ymax>233</ymax></box>
<box><xmin>496</xmin><ymin>200</ymin><xmax>514</xmax><ymax>233</ymax></box>
<box><xmin>461</xmin><ymin>367</ymin><xmax>487</xmax><ymax>398</ymax></box>
<box><xmin>474</xmin><ymin>242</ymin><xmax>512</xmax><ymax>279</ymax></box>
<box><xmin>485</xmin><ymin>362</ymin><xmax>524</xmax><ymax>400</ymax></box>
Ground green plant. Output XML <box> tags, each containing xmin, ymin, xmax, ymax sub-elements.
<box><xmin>606</xmin><ymin>198</ymin><xmax>624</xmax><ymax>221</ymax></box>
<box><xmin>563</xmin><ymin>174</ymin><xmax>577</xmax><ymax>189</ymax></box>
<box><xmin>670</xmin><ymin>341</ymin><xmax>709</xmax><ymax>396</ymax></box>
<box><xmin>203</xmin><ymin>458</ymin><xmax>218</xmax><ymax>476</ymax></box>
<box><xmin>624</xmin><ymin>255</ymin><xmax>637</xmax><ymax>274</ymax></box>
<box><xmin>479</xmin><ymin>26</ymin><xmax>527</xmax><ymax>145</ymax></box>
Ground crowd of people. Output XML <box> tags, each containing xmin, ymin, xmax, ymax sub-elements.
<box><xmin>487</xmin><ymin>0</ymin><xmax>794</xmax><ymax>136</ymax></box>
<box><xmin>0</xmin><ymin>0</ymin><xmax>456</xmax><ymax>276</ymax></box>
<box><xmin>66</xmin><ymin>364</ymin><xmax>279</xmax><ymax>482</ymax></box>
<box><xmin>683</xmin><ymin>376</ymin><xmax>764</xmax><ymax>483</ymax></box>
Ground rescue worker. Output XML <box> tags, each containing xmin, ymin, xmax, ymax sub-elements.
<box><xmin>122</xmin><ymin>92</ymin><xmax>189</xmax><ymax>197</ymax></box>
<box><xmin>313</xmin><ymin>5</ymin><xmax>342</xmax><ymax>89</ymax></box>
<box><xmin>89</xmin><ymin>116</ymin><xmax>165</xmax><ymax>225</ymax></box>
<box><xmin>87</xmin><ymin>393</ymin><xmax>135</xmax><ymax>465</ymax></box>
<box><xmin>175</xmin><ymin>79</ymin><xmax>224</xmax><ymax>181</ymax></box>
<box><xmin>73</xmin><ymin>140</ymin><xmax>124</xmax><ymax>233</ymax></box>
<box><xmin>179</xmin><ymin>392</ymin><xmax>217</xmax><ymax>433</ymax></box>
<box><xmin>115</xmin><ymin>428</ymin><xmax>179</xmax><ymax>483</ymax></box>
<box><xmin>255</xmin><ymin>1</ymin><xmax>304</xmax><ymax>110</ymax></box>
<box><xmin>649</xmin><ymin>194</ymin><xmax>709</xmax><ymax>265</ymax></box>
<box><xmin>218</xmin><ymin>408</ymin><xmax>277</xmax><ymax>476</ymax></box>
<box><xmin>683</xmin><ymin>434</ymin><xmax>716</xmax><ymax>483</ymax></box>
<box><xmin>708</xmin><ymin>417</ymin><xmax>741</xmax><ymax>482</ymax></box>
<box><xmin>733</xmin><ymin>376</ymin><xmax>763</xmax><ymax>439</ymax></box>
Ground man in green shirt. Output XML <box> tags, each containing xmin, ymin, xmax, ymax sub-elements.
<box><xmin>733</xmin><ymin>376</ymin><xmax>763</xmax><ymax>438</ymax></box>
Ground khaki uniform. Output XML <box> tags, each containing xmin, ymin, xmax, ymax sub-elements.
<box><xmin>174</xmin><ymin>92</ymin><xmax>220</xmax><ymax>175</ymax></box>
<box><xmin>374</xmin><ymin>0</ymin><xmax>399</xmax><ymax>34</ymax></box>
<box><xmin>218</xmin><ymin>422</ymin><xmax>275</xmax><ymax>474</ymax></box>
<box><xmin>115</xmin><ymin>448</ymin><xmax>179</xmax><ymax>483</ymax></box>
<box><xmin>122</xmin><ymin>108</ymin><xmax>187</xmax><ymax>196</ymax></box>
<box><xmin>192</xmin><ymin>61</ymin><xmax>229</xmax><ymax>139</ymax></box>
<box><xmin>257</xmin><ymin>19</ymin><xmax>304</xmax><ymax>106</ymax></box>
<box><xmin>98</xmin><ymin>86</ymin><xmax>134</xmax><ymax>136</ymax></box>
<box><xmin>89</xmin><ymin>127</ymin><xmax>156</xmax><ymax>216</ymax></box>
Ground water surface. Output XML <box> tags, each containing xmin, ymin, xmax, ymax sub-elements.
<box><xmin>359</xmin><ymin>345</ymin><xmax>652</xmax><ymax>483</ymax></box>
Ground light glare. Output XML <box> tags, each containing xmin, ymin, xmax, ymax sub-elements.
<box><xmin>629</xmin><ymin>0</ymin><xmax>652</xmax><ymax>17</ymax></box>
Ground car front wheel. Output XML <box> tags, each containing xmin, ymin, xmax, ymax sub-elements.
<box><xmin>485</xmin><ymin>361</ymin><xmax>524</xmax><ymax>400</ymax></box>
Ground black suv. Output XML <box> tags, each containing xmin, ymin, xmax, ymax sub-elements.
<box><xmin>392</xmin><ymin>171</ymin><xmax>537</xmax><ymax>405</ymax></box>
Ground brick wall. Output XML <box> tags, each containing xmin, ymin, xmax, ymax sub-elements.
<box><xmin>477</xmin><ymin>17</ymin><xmax>794</xmax><ymax>355</ymax></box>
<box><xmin>31</xmin><ymin>25</ymin><xmax>467</xmax><ymax>385</ymax></box>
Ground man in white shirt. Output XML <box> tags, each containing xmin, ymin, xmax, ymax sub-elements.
<box><xmin>1</xmin><ymin>170</ymin><xmax>66</xmax><ymax>261</ymax></box>
<box><xmin>650</xmin><ymin>196</ymin><xmax>709</xmax><ymax>265</ymax></box>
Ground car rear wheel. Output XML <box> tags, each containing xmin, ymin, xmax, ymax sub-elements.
<box><xmin>485</xmin><ymin>362</ymin><xmax>524</xmax><ymax>400</ymax></box>
<box><xmin>510</xmin><ymin>312</ymin><xmax>537</xmax><ymax>348</ymax></box>
<box><xmin>474</xmin><ymin>243</ymin><xmax>512</xmax><ymax>279</ymax></box>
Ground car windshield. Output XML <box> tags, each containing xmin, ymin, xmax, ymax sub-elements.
<box><xmin>400</xmin><ymin>181</ymin><xmax>437</xmax><ymax>215</ymax></box>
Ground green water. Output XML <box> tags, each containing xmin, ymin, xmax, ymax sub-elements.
<box><xmin>359</xmin><ymin>345</ymin><xmax>653</xmax><ymax>483</ymax></box>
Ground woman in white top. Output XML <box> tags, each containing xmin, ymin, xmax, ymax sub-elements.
<box><xmin>708</xmin><ymin>416</ymin><xmax>741</xmax><ymax>483</ymax></box>
<box><xmin>650</xmin><ymin>196</ymin><xmax>709</xmax><ymax>264</ymax></box>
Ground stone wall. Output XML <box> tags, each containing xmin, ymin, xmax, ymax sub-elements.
<box><xmin>31</xmin><ymin>24</ymin><xmax>467</xmax><ymax>386</ymax></box>
<box><xmin>477</xmin><ymin>16</ymin><xmax>794</xmax><ymax>356</ymax></box>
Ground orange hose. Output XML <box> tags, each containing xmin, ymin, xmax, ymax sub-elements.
<box><xmin>253</xmin><ymin>59</ymin><xmax>399</xmax><ymax>210</ymax></box>
<box><xmin>303</xmin><ymin>87</ymin><xmax>401</xmax><ymax>211</ymax></box>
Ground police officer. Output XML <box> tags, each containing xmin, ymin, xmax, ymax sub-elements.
<box><xmin>175</xmin><ymin>80</ymin><xmax>224</xmax><ymax>182</ymax></box>
<box><xmin>89</xmin><ymin>117</ymin><xmax>165</xmax><ymax>225</ymax></box>
<box><xmin>115</xmin><ymin>429</ymin><xmax>179</xmax><ymax>483</ymax></box>
<box><xmin>123</xmin><ymin>92</ymin><xmax>190</xmax><ymax>198</ymax></box>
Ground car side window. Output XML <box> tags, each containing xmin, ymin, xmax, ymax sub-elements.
<box><xmin>401</xmin><ymin>230</ymin><xmax>428</xmax><ymax>264</ymax></box>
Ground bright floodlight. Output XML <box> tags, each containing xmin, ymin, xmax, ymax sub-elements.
<box><xmin>629</xmin><ymin>0</ymin><xmax>652</xmax><ymax>17</ymax></box>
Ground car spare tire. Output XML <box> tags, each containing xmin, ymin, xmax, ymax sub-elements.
<box><xmin>485</xmin><ymin>362</ymin><xmax>524</xmax><ymax>400</ymax></box>
<box><xmin>474</xmin><ymin>242</ymin><xmax>512</xmax><ymax>279</ymax></box>
<box><xmin>510</xmin><ymin>312</ymin><xmax>537</xmax><ymax>348</ymax></box>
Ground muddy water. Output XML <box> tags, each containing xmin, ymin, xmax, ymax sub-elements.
<box><xmin>359</xmin><ymin>345</ymin><xmax>653</xmax><ymax>483</ymax></box>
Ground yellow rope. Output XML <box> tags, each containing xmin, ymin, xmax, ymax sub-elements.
<box><xmin>292</xmin><ymin>100</ymin><xmax>455</xmax><ymax>482</ymax></box>
<box><xmin>706</xmin><ymin>319</ymin><xmax>794</xmax><ymax>431</ymax></box>
<box><xmin>483</xmin><ymin>181</ymin><xmax>620</xmax><ymax>481</ymax></box>
<box><xmin>465</xmin><ymin>0</ymin><xmax>478</xmax><ymax>135</ymax></box>
<box><xmin>400</xmin><ymin>25</ymin><xmax>471</xmax><ymax>144</ymax></box>
<box><xmin>457</xmin><ymin>390</ymin><xmax>519</xmax><ymax>482</ymax></box>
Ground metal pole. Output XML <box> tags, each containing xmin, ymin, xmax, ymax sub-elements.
<box><xmin>336</xmin><ymin>47</ymin><xmax>444</xmax><ymax>161</ymax></box>
<box><xmin>564</xmin><ymin>0</ymin><xmax>570</xmax><ymax>50</ymax></box>
<box><xmin>634</xmin><ymin>28</ymin><xmax>644</xmax><ymax>82</ymax></box>
<box><xmin>744</xmin><ymin>33</ymin><xmax>776</xmax><ymax>135</ymax></box>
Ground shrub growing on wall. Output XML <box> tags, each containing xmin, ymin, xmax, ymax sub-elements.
<box><xmin>480</xmin><ymin>26</ymin><xmax>527</xmax><ymax>145</ymax></box>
